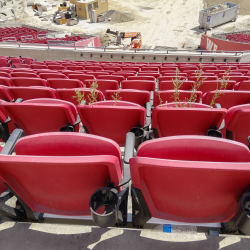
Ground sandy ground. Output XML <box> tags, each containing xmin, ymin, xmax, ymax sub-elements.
<box><xmin>1</xmin><ymin>0</ymin><xmax>250</xmax><ymax>49</ymax></box>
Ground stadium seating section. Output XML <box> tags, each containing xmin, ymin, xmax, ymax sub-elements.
<box><xmin>0</xmin><ymin>27</ymin><xmax>87</xmax><ymax>44</ymax></box>
<box><xmin>1</xmin><ymin>57</ymin><xmax>250</xmax><ymax>234</ymax></box>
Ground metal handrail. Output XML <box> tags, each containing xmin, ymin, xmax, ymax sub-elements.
<box><xmin>0</xmin><ymin>40</ymin><xmax>248</xmax><ymax>55</ymax></box>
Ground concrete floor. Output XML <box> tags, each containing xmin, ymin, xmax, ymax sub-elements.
<box><xmin>0</xmin><ymin>220</ymin><xmax>250</xmax><ymax>250</ymax></box>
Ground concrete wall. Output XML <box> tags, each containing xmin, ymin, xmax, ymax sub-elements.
<box><xmin>0</xmin><ymin>46</ymin><xmax>245</xmax><ymax>63</ymax></box>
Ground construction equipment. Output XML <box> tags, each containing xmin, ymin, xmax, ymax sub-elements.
<box><xmin>106</xmin><ymin>29</ymin><xmax>142</xmax><ymax>49</ymax></box>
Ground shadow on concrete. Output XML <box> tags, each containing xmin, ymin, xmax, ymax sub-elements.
<box><xmin>0</xmin><ymin>222</ymin><xmax>250</xmax><ymax>250</ymax></box>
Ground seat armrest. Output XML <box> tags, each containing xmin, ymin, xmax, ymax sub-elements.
<box><xmin>215</xmin><ymin>103</ymin><xmax>225</xmax><ymax>130</ymax></box>
<box><xmin>0</xmin><ymin>129</ymin><xmax>25</xmax><ymax>155</ymax></box>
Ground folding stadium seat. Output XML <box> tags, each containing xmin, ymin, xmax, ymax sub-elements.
<box><xmin>48</xmin><ymin>65</ymin><xmax>66</xmax><ymax>70</ymax></box>
<box><xmin>206</xmin><ymin>70</ymin><xmax>226</xmax><ymax>75</ymax></box>
<box><xmin>158</xmin><ymin>80</ymin><xmax>195</xmax><ymax>91</ymax></box>
<box><xmin>226</xmin><ymin>76</ymin><xmax>250</xmax><ymax>83</ymax></box>
<box><xmin>85</xmin><ymin>66</ymin><xmax>103</xmax><ymax>71</ymax></box>
<box><xmin>0</xmin><ymin>86</ymin><xmax>14</xmax><ymax>102</ymax></box>
<box><xmin>153</xmin><ymin>90</ymin><xmax>202</xmax><ymax>107</ymax></box>
<box><xmin>97</xmin><ymin>75</ymin><xmax>125</xmax><ymax>85</ymax></box>
<box><xmin>129</xmin><ymin>135</ymin><xmax>250</xmax><ymax>232</ymax></box>
<box><xmin>13</xmin><ymin>64</ymin><xmax>30</xmax><ymax>69</ymax></box>
<box><xmin>56</xmin><ymin>88</ymin><xmax>104</xmax><ymax>105</ymax></box>
<box><xmin>47</xmin><ymin>79</ymin><xmax>83</xmax><ymax>89</ymax></box>
<box><xmin>136</xmin><ymin>62</ymin><xmax>148</xmax><ymax>65</ymax></box>
<box><xmin>31</xmin><ymin>61</ymin><xmax>45</xmax><ymax>65</ymax></box>
<box><xmin>161</xmin><ymin>73</ymin><xmax>187</xmax><ymax>77</ymax></box>
<box><xmin>0</xmin><ymin>131</ymin><xmax>130</xmax><ymax>227</ymax></box>
<box><xmin>35</xmin><ymin>70</ymin><xmax>58</xmax><ymax>74</ymax></box>
<box><xmin>198</xmin><ymin>80</ymin><xmax>235</xmax><ymax>95</ymax></box>
<box><xmin>189</xmin><ymin>76</ymin><xmax>217</xmax><ymax>82</ymax></box>
<box><xmin>122</xmin><ymin>66</ymin><xmax>140</xmax><ymax>73</ymax></box>
<box><xmin>10</xmin><ymin>72</ymin><xmax>38</xmax><ymax>78</ymax></box>
<box><xmin>148</xmin><ymin>62</ymin><xmax>161</xmax><ymax>66</ymax></box>
<box><xmin>218</xmin><ymin>65</ymin><xmax>238</xmax><ymax>70</ymax></box>
<box><xmin>20</xmin><ymin>57</ymin><xmax>33</xmax><ymax>64</ymax></box>
<box><xmin>1</xmin><ymin>99</ymin><xmax>80</xmax><ymax>135</ymax></box>
<box><xmin>30</xmin><ymin>64</ymin><xmax>48</xmax><ymax>70</ymax></box>
<box><xmin>161</xmin><ymin>70</ymin><xmax>178</xmax><ymax>75</ymax></box>
<box><xmin>0</xmin><ymin>77</ymin><xmax>13</xmax><ymax>87</ymax></box>
<box><xmin>0</xmin><ymin>68</ymin><xmax>12</xmax><ymax>74</ymax></box>
<box><xmin>86</xmin><ymin>71</ymin><xmax>109</xmax><ymax>78</ymax></box>
<box><xmin>105</xmin><ymin>90</ymin><xmax>150</xmax><ymax>107</ymax></box>
<box><xmin>77</xmin><ymin>101</ymin><xmax>150</xmax><ymax>146</ymax></box>
<box><xmin>158</xmin><ymin>76</ymin><xmax>186</xmax><ymax>82</ymax></box>
<box><xmin>121</xmin><ymin>80</ymin><xmax>155</xmax><ymax>92</ymax></box>
<box><xmin>160</xmin><ymin>67</ymin><xmax>178</xmax><ymax>72</ymax></box>
<box><xmin>103</xmin><ymin>66</ymin><xmax>121</xmax><ymax>72</ymax></box>
<box><xmin>8</xmin><ymin>87</ymin><xmax>57</xmax><ymax>100</ymax></box>
<box><xmin>218</xmin><ymin>73</ymin><xmax>243</xmax><ymax>78</ymax></box>
<box><xmin>0</xmin><ymin>72</ymin><xmax>10</xmax><ymax>78</ymax></box>
<box><xmin>39</xmin><ymin>73</ymin><xmax>68</xmax><ymax>80</ymax></box>
<box><xmin>231</xmin><ymin>69</ymin><xmax>249</xmax><ymax>74</ymax></box>
<box><xmin>201</xmin><ymin>66</ymin><xmax>218</xmax><ymax>71</ymax></box>
<box><xmin>141</xmin><ymin>67</ymin><xmax>159</xmax><ymax>72</ymax></box>
<box><xmin>151</xmin><ymin>103</ymin><xmax>226</xmax><ymax>138</ymax></box>
<box><xmin>10</xmin><ymin>77</ymin><xmax>48</xmax><ymax>87</ymax></box>
<box><xmin>12</xmin><ymin>68</ymin><xmax>34</xmax><ymax>72</ymax></box>
<box><xmin>179</xmin><ymin>66</ymin><xmax>198</xmax><ymax>72</ymax></box>
<box><xmin>112</xmin><ymin>72</ymin><xmax>136</xmax><ymax>78</ymax></box>
<box><xmin>68</xmin><ymin>74</ymin><xmax>95</xmax><ymax>82</ymax></box>
<box><xmin>0</xmin><ymin>58</ymin><xmax>8</xmax><ymax>67</ymax></box>
<box><xmin>83</xmin><ymin>79</ymin><xmax>119</xmax><ymax>95</ymax></box>
<box><xmin>66</xmin><ymin>66</ymin><xmax>84</xmax><ymax>71</ymax></box>
<box><xmin>190</xmin><ymin>73</ymin><xmax>215</xmax><ymax>77</ymax></box>
<box><xmin>235</xmin><ymin>80</ymin><xmax>250</xmax><ymax>90</ymax></box>
<box><xmin>127</xmin><ymin>76</ymin><xmax>155</xmax><ymax>82</ymax></box>
<box><xmin>225</xmin><ymin>104</ymin><xmax>250</xmax><ymax>146</ymax></box>
<box><xmin>203</xmin><ymin>91</ymin><xmax>250</xmax><ymax>109</ymax></box>
<box><xmin>137</xmin><ymin>72</ymin><xmax>160</xmax><ymax>79</ymax></box>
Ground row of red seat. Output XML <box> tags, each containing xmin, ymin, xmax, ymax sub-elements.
<box><xmin>226</xmin><ymin>33</ymin><xmax>250</xmax><ymax>43</ymax></box>
<box><xmin>1</xmin><ymin>76</ymin><xmax>250</xmax><ymax>95</ymax></box>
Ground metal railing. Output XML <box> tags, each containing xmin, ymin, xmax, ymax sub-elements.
<box><xmin>0</xmin><ymin>40</ymin><xmax>248</xmax><ymax>56</ymax></box>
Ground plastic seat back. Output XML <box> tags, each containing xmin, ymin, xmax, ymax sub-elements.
<box><xmin>10</xmin><ymin>72</ymin><xmax>38</xmax><ymax>78</ymax></box>
<box><xmin>0</xmin><ymin>86</ymin><xmax>14</xmax><ymax>101</ymax></box>
<box><xmin>68</xmin><ymin>74</ymin><xmax>95</xmax><ymax>82</ymax></box>
<box><xmin>10</xmin><ymin>77</ymin><xmax>48</xmax><ymax>87</ymax></box>
<box><xmin>0</xmin><ymin>132</ymin><xmax>122</xmax><ymax>215</ymax></box>
<box><xmin>130</xmin><ymin>136</ymin><xmax>250</xmax><ymax>223</ymax></box>
<box><xmin>8</xmin><ymin>87</ymin><xmax>57</xmax><ymax>100</ymax></box>
<box><xmin>77</xmin><ymin>101</ymin><xmax>146</xmax><ymax>146</ymax></box>
<box><xmin>198</xmin><ymin>80</ymin><xmax>236</xmax><ymax>94</ymax></box>
<box><xmin>121</xmin><ymin>80</ymin><xmax>155</xmax><ymax>91</ymax></box>
<box><xmin>226</xmin><ymin>104</ymin><xmax>250</xmax><ymax>146</ymax></box>
<box><xmin>97</xmin><ymin>75</ymin><xmax>125</xmax><ymax>84</ymax></box>
<box><xmin>83</xmin><ymin>79</ymin><xmax>119</xmax><ymax>95</ymax></box>
<box><xmin>159</xmin><ymin>80</ymin><xmax>194</xmax><ymax>91</ymax></box>
<box><xmin>105</xmin><ymin>90</ymin><xmax>150</xmax><ymax>106</ymax></box>
<box><xmin>47</xmin><ymin>79</ymin><xmax>83</xmax><ymax>89</ymax></box>
<box><xmin>127</xmin><ymin>76</ymin><xmax>155</xmax><ymax>81</ymax></box>
<box><xmin>0</xmin><ymin>77</ymin><xmax>13</xmax><ymax>87</ymax></box>
<box><xmin>154</xmin><ymin>90</ymin><xmax>202</xmax><ymax>107</ymax></box>
<box><xmin>1</xmin><ymin>99</ymin><xmax>77</xmax><ymax>135</ymax></box>
<box><xmin>39</xmin><ymin>73</ymin><xmax>68</xmax><ymax>80</ymax></box>
<box><xmin>203</xmin><ymin>91</ymin><xmax>250</xmax><ymax>109</ymax></box>
<box><xmin>56</xmin><ymin>88</ymin><xmax>104</xmax><ymax>105</ymax></box>
<box><xmin>152</xmin><ymin>106</ymin><xmax>226</xmax><ymax>137</ymax></box>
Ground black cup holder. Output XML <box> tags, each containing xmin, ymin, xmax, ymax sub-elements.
<box><xmin>59</xmin><ymin>125</ymin><xmax>74</xmax><ymax>132</ymax></box>
<box><xmin>207</xmin><ymin>129</ymin><xmax>223</xmax><ymax>138</ymax></box>
<box><xmin>234</xmin><ymin>193</ymin><xmax>250</xmax><ymax>235</ymax></box>
<box><xmin>130</xmin><ymin>127</ymin><xmax>144</xmax><ymax>148</ymax></box>
<box><xmin>90</xmin><ymin>187</ymin><xmax>119</xmax><ymax>228</ymax></box>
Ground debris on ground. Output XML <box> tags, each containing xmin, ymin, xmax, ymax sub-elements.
<box><xmin>103</xmin><ymin>10</ymin><xmax>135</xmax><ymax>23</ymax></box>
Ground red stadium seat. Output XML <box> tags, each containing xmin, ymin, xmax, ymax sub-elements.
<box><xmin>130</xmin><ymin>136</ymin><xmax>250</xmax><ymax>227</ymax></box>
<box><xmin>1</xmin><ymin>99</ymin><xmax>80</xmax><ymax>135</ymax></box>
<box><xmin>121</xmin><ymin>80</ymin><xmax>155</xmax><ymax>92</ymax></box>
<box><xmin>105</xmin><ymin>89</ymin><xmax>150</xmax><ymax>106</ymax></box>
<box><xmin>47</xmin><ymin>79</ymin><xmax>83</xmax><ymax>89</ymax></box>
<box><xmin>10</xmin><ymin>77</ymin><xmax>48</xmax><ymax>87</ymax></box>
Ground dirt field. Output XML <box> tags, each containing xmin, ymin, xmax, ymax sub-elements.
<box><xmin>1</xmin><ymin>0</ymin><xmax>250</xmax><ymax>49</ymax></box>
<box><xmin>204</xmin><ymin>0</ymin><xmax>250</xmax><ymax>15</ymax></box>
